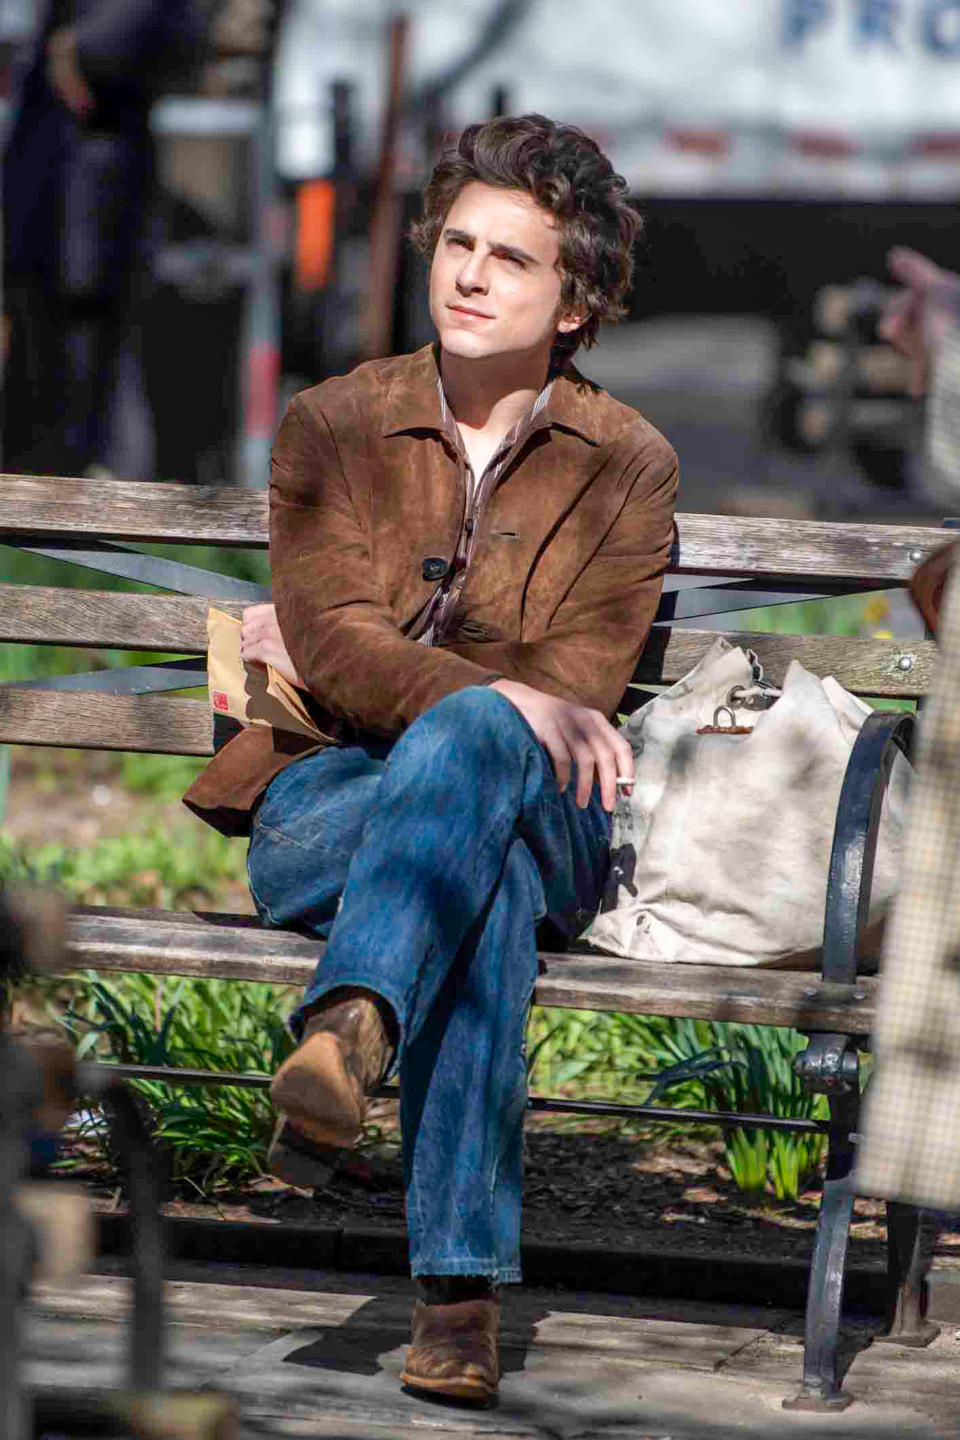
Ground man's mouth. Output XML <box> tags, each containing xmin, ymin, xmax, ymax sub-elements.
<box><xmin>448</xmin><ymin>304</ymin><xmax>493</xmax><ymax>319</ymax></box>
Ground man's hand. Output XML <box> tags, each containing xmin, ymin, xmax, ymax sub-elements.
<box><xmin>879</xmin><ymin>247</ymin><xmax>960</xmax><ymax>397</ymax></box>
<box><xmin>490</xmin><ymin>678</ymin><xmax>632</xmax><ymax>813</ymax></box>
<box><xmin>240</xmin><ymin>603</ymin><xmax>305</xmax><ymax>689</ymax></box>
<box><xmin>46</xmin><ymin>26</ymin><xmax>95</xmax><ymax>118</ymax></box>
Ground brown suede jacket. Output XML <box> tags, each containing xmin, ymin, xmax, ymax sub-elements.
<box><xmin>184</xmin><ymin>343</ymin><xmax>679</xmax><ymax>835</ymax></box>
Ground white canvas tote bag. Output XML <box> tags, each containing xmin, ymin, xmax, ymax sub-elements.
<box><xmin>587</xmin><ymin>638</ymin><xmax>911</xmax><ymax>968</ymax></box>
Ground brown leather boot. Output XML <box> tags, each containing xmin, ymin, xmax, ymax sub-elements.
<box><xmin>268</xmin><ymin>987</ymin><xmax>394</xmax><ymax>1185</ymax></box>
<box><xmin>400</xmin><ymin>1294</ymin><xmax>500</xmax><ymax>1404</ymax></box>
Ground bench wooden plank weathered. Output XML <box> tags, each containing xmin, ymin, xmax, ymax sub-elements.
<box><xmin>65</xmin><ymin>905</ymin><xmax>881</xmax><ymax>1032</ymax></box>
<box><xmin>0</xmin><ymin>472</ymin><xmax>946</xmax><ymax>576</ymax></box>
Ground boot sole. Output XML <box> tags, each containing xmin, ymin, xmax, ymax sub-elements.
<box><xmin>266</xmin><ymin>1119</ymin><xmax>343</xmax><ymax>1190</ymax></box>
<box><xmin>399</xmin><ymin>1370</ymin><xmax>497</xmax><ymax>1404</ymax></box>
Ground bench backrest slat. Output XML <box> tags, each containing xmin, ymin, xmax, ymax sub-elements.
<box><xmin>0</xmin><ymin>585</ymin><xmax>243</xmax><ymax>650</ymax></box>
<box><xmin>0</xmin><ymin>478</ymin><xmax>948</xmax><ymax>581</ymax></box>
<box><xmin>637</xmin><ymin>627</ymin><xmax>933</xmax><ymax>698</ymax></box>
<box><xmin>674</xmin><ymin>513</ymin><xmax>943</xmax><ymax>582</ymax></box>
<box><xmin>0</xmin><ymin>479</ymin><xmax>941</xmax><ymax>755</ymax></box>
<box><xmin>0</xmin><ymin>475</ymin><xmax>269</xmax><ymax>547</ymax></box>
<box><xmin>0</xmin><ymin>632</ymin><xmax>931</xmax><ymax>754</ymax></box>
<box><xmin>0</xmin><ymin>691</ymin><xmax>212</xmax><ymax>754</ymax></box>
<box><xmin>0</xmin><ymin>583</ymin><xmax>933</xmax><ymax>685</ymax></box>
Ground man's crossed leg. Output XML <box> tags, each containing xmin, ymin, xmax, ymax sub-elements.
<box><xmin>247</xmin><ymin>686</ymin><xmax>611</xmax><ymax>1402</ymax></box>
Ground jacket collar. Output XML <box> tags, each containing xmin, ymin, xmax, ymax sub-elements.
<box><xmin>380</xmin><ymin>343</ymin><xmax>604</xmax><ymax>446</ymax></box>
<box><xmin>536</xmin><ymin>363</ymin><xmax>605</xmax><ymax>446</ymax></box>
<box><xmin>380</xmin><ymin>345</ymin><xmax>446</xmax><ymax>436</ymax></box>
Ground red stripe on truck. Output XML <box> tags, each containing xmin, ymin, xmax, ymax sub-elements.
<box><xmin>791</xmin><ymin>132</ymin><xmax>858</xmax><ymax>158</ymax></box>
<box><xmin>665</xmin><ymin>128</ymin><xmax>729</xmax><ymax>157</ymax></box>
<box><xmin>911</xmin><ymin>133</ymin><xmax>960</xmax><ymax>156</ymax></box>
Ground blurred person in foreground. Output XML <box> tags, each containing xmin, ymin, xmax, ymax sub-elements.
<box><xmin>855</xmin><ymin>247</ymin><xmax>960</xmax><ymax>1211</ymax></box>
<box><xmin>879</xmin><ymin>246</ymin><xmax>960</xmax><ymax>515</ymax></box>
<box><xmin>184</xmin><ymin>114</ymin><xmax>678</xmax><ymax>1403</ymax></box>
<box><xmin>1</xmin><ymin>0</ymin><xmax>202</xmax><ymax>476</ymax></box>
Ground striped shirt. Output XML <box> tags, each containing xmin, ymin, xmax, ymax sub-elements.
<box><xmin>414</xmin><ymin>376</ymin><xmax>553</xmax><ymax>646</ymax></box>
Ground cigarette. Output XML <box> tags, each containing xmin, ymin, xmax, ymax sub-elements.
<box><xmin>615</xmin><ymin>776</ymin><xmax>634</xmax><ymax>788</ymax></box>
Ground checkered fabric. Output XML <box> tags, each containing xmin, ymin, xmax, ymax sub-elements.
<box><xmin>856</xmin><ymin>331</ymin><xmax>960</xmax><ymax>1208</ymax></box>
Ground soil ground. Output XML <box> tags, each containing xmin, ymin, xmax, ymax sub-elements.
<box><xmin>64</xmin><ymin>1119</ymin><xmax>960</xmax><ymax>1272</ymax></box>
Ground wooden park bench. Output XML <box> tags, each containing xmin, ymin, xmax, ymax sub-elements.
<box><xmin>0</xmin><ymin>472</ymin><xmax>945</xmax><ymax>1412</ymax></box>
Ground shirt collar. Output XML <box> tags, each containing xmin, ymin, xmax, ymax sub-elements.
<box><xmin>436</xmin><ymin>371</ymin><xmax>552</xmax><ymax>469</ymax></box>
<box><xmin>380</xmin><ymin>342</ymin><xmax>605</xmax><ymax>447</ymax></box>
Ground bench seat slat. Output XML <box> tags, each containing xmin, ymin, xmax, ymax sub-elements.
<box><xmin>0</xmin><ymin>477</ymin><xmax>948</xmax><ymax>581</ymax></box>
<box><xmin>58</xmin><ymin>906</ymin><xmax>878</xmax><ymax>1032</ymax></box>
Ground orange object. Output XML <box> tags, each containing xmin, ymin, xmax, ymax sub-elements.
<box><xmin>246</xmin><ymin>342</ymin><xmax>280</xmax><ymax>438</ymax></box>
<box><xmin>295</xmin><ymin>179</ymin><xmax>336</xmax><ymax>291</ymax></box>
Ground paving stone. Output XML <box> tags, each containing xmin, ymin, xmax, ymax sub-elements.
<box><xmin>22</xmin><ymin>1272</ymin><xmax>959</xmax><ymax>1439</ymax></box>
<box><xmin>23</xmin><ymin>1313</ymin><xmax>271</xmax><ymax>1393</ymax></box>
<box><xmin>32</xmin><ymin>1272</ymin><xmax>371</xmax><ymax>1334</ymax></box>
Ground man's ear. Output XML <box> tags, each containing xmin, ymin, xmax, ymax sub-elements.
<box><xmin>556</xmin><ymin>307</ymin><xmax>588</xmax><ymax>336</ymax></box>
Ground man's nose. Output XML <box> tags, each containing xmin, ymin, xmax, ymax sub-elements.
<box><xmin>456</xmin><ymin>251</ymin><xmax>488</xmax><ymax>293</ymax></box>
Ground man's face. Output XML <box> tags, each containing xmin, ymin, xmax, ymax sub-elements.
<box><xmin>428</xmin><ymin>181</ymin><xmax>582</xmax><ymax>365</ymax></box>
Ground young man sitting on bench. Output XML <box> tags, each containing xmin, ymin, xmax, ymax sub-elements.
<box><xmin>185</xmin><ymin>112</ymin><xmax>678</xmax><ymax>1404</ymax></box>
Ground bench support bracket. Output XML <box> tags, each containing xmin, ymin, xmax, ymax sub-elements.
<box><xmin>784</xmin><ymin>1035</ymin><xmax>859</xmax><ymax>1412</ymax></box>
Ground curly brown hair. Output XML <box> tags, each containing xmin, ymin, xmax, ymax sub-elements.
<box><xmin>410</xmin><ymin>114</ymin><xmax>642</xmax><ymax>366</ymax></box>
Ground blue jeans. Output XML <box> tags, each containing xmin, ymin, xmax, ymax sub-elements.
<box><xmin>246</xmin><ymin>686</ymin><xmax>611</xmax><ymax>1283</ymax></box>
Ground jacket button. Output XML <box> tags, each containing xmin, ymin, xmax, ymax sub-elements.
<box><xmin>421</xmin><ymin>557</ymin><xmax>450</xmax><ymax>582</ymax></box>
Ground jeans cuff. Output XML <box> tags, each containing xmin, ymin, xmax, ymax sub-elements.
<box><xmin>409</xmin><ymin>1256</ymin><xmax>521</xmax><ymax>1285</ymax></box>
<box><xmin>288</xmin><ymin>974</ymin><xmax>406</xmax><ymax>1052</ymax></box>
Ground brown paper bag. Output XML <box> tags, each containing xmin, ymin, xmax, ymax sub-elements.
<box><xmin>207</xmin><ymin>607</ymin><xmax>328</xmax><ymax>742</ymax></box>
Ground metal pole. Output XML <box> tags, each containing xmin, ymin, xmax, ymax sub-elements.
<box><xmin>236</xmin><ymin>63</ymin><xmax>281</xmax><ymax>488</ymax></box>
<box><xmin>360</xmin><ymin>13</ymin><xmax>409</xmax><ymax>361</ymax></box>
<box><xmin>96</xmin><ymin>1080</ymin><xmax>165</xmax><ymax>1393</ymax></box>
<box><xmin>83</xmin><ymin>1061</ymin><xmax>832</xmax><ymax>1134</ymax></box>
<box><xmin>324</xmin><ymin>78</ymin><xmax>356</xmax><ymax>376</ymax></box>
<box><xmin>0</xmin><ymin>1039</ymin><xmax>34</xmax><ymax>1440</ymax></box>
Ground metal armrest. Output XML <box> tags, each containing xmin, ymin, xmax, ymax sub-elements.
<box><xmin>821</xmin><ymin>709</ymin><xmax>915</xmax><ymax>987</ymax></box>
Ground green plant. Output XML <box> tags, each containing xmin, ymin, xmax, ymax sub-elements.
<box><xmin>634</xmin><ymin>1017</ymin><xmax>830</xmax><ymax>1200</ymax></box>
<box><xmin>527</xmin><ymin>1007</ymin><xmax>696</xmax><ymax>1107</ymax></box>
<box><xmin>118</xmin><ymin>753</ymin><xmax>208</xmax><ymax>799</ymax></box>
<box><xmin>527</xmin><ymin>1007</ymin><xmax>828</xmax><ymax>1201</ymax></box>
<box><xmin>646</xmin><ymin>1018</ymin><xmax>829</xmax><ymax>1200</ymax></box>
<box><xmin>57</xmin><ymin>971</ymin><xmax>297</xmax><ymax>1192</ymax></box>
<box><xmin>0</xmin><ymin>828</ymin><xmax>246</xmax><ymax>909</ymax></box>
<box><xmin>736</xmin><ymin>592</ymin><xmax>879</xmax><ymax>638</ymax></box>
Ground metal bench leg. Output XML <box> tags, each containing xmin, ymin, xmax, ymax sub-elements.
<box><xmin>783</xmin><ymin>1086</ymin><xmax>858</xmax><ymax>1412</ymax></box>
<box><xmin>873</xmin><ymin>1202</ymin><xmax>940</xmax><ymax>1348</ymax></box>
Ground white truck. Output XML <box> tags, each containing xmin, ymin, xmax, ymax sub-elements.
<box><xmin>277</xmin><ymin>0</ymin><xmax>960</xmax><ymax>201</ymax></box>
<box><xmin>276</xmin><ymin>0</ymin><xmax>960</xmax><ymax>488</ymax></box>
